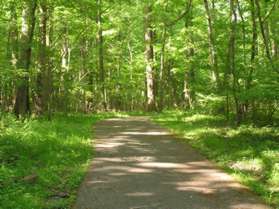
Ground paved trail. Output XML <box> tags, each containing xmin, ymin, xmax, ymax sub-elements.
<box><xmin>74</xmin><ymin>117</ymin><xmax>272</xmax><ymax>209</ymax></box>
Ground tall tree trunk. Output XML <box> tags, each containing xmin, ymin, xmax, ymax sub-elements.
<box><xmin>255</xmin><ymin>0</ymin><xmax>277</xmax><ymax>73</ymax></box>
<box><xmin>158</xmin><ymin>26</ymin><xmax>166</xmax><ymax>111</ymax></box>
<box><xmin>97</xmin><ymin>0</ymin><xmax>107</xmax><ymax>110</ymax></box>
<box><xmin>14</xmin><ymin>0</ymin><xmax>37</xmax><ymax>117</ymax></box>
<box><xmin>237</xmin><ymin>0</ymin><xmax>247</xmax><ymax>67</ymax></box>
<box><xmin>227</xmin><ymin>0</ymin><xmax>242</xmax><ymax>124</ymax></box>
<box><xmin>144</xmin><ymin>4</ymin><xmax>156</xmax><ymax>111</ymax></box>
<box><xmin>5</xmin><ymin>1</ymin><xmax>18</xmax><ymax>111</ymax></box>
<box><xmin>183</xmin><ymin>71</ymin><xmax>192</xmax><ymax>109</ymax></box>
<box><xmin>127</xmin><ymin>41</ymin><xmax>134</xmax><ymax>111</ymax></box>
<box><xmin>246</xmin><ymin>0</ymin><xmax>258</xmax><ymax>119</ymax></box>
<box><xmin>60</xmin><ymin>24</ymin><xmax>71</xmax><ymax>112</ymax></box>
<box><xmin>7</xmin><ymin>1</ymin><xmax>19</xmax><ymax>70</ymax></box>
<box><xmin>203</xmin><ymin>0</ymin><xmax>220</xmax><ymax>90</ymax></box>
<box><xmin>37</xmin><ymin>0</ymin><xmax>52</xmax><ymax>118</ymax></box>
<box><xmin>80</xmin><ymin>35</ymin><xmax>89</xmax><ymax>113</ymax></box>
<box><xmin>184</xmin><ymin>0</ymin><xmax>195</xmax><ymax>109</ymax></box>
<box><xmin>250</xmin><ymin>0</ymin><xmax>258</xmax><ymax>71</ymax></box>
<box><xmin>269</xmin><ymin>2</ymin><xmax>278</xmax><ymax>59</ymax></box>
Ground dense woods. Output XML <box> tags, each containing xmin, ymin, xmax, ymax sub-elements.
<box><xmin>0</xmin><ymin>1</ymin><xmax>279</xmax><ymax>208</ymax></box>
<box><xmin>0</xmin><ymin>0</ymin><xmax>278</xmax><ymax>124</ymax></box>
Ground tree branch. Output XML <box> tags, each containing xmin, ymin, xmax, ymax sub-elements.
<box><xmin>165</xmin><ymin>0</ymin><xmax>193</xmax><ymax>27</ymax></box>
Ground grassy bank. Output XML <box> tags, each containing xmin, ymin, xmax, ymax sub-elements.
<box><xmin>0</xmin><ymin>113</ymin><xmax>114</xmax><ymax>209</ymax></box>
<box><xmin>152</xmin><ymin>111</ymin><xmax>279</xmax><ymax>208</ymax></box>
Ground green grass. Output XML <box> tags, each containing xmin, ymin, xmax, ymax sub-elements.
<box><xmin>0</xmin><ymin>113</ymin><xmax>116</xmax><ymax>209</ymax></box>
<box><xmin>1</xmin><ymin>111</ymin><xmax>278</xmax><ymax>208</ymax></box>
<box><xmin>151</xmin><ymin>111</ymin><xmax>279</xmax><ymax>208</ymax></box>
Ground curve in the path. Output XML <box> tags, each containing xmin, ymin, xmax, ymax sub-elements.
<box><xmin>74</xmin><ymin>117</ymin><xmax>272</xmax><ymax>209</ymax></box>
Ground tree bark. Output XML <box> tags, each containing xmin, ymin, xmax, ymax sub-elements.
<box><xmin>144</xmin><ymin>4</ymin><xmax>156</xmax><ymax>111</ymax></box>
<box><xmin>245</xmin><ymin>0</ymin><xmax>258</xmax><ymax>118</ymax></box>
<box><xmin>59</xmin><ymin>24</ymin><xmax>71</xmax><ymax>112</ymax></box>
<box><xmin>97</xmin><ymin>0</ymin><xmax>107</xmax><ymax>110</ymax></box>
<box><xmin>227</xmin><ymin>0</ymin><xmax>242</xmax><ymax>124</ymax></box>
<box><xmin>269</xmin><ymin>2</ymin><xmax>278</xmax><ymax>59</ymax></box>
<box><xmin>158</xmin><ymin>26</ymin><xmax>166</xmax><ymax>111</ymax></box>
<box><xmin>14</xmin><ymin>0</ymin><xmax>37</xmax><ymax>117</ymax></box>
<box><xmin>203</xmin><ymin>0</ymin><xmax>220</xmax><ymax>90</ymax></box>
<box><xmin>37</xmin><ymin>0</ymin><xmax>52</xmax><ymax>118</ymax></box>
<box><xmin>127</xmin><ymin>41</ymin><xmax>134</xmax><ymax>111</ymax></box>
<box><xmin>4</xmin><ymin>1</ymin><xmax>18</xmax><ymax>111</ymax></box>
<box><xmin>255</xmin><ymin>0</ymin><xmax>277</xmax><ymax>73</ymax></box>
<box><xmin>184</xmin><ymin>0</ymin><xmax>195</xmax><ymax>109</ymax></box>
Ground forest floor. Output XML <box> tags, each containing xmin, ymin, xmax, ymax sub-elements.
<box><xmin>0</xmin><ymin>113</ymin><xmax>117</xmax><ymax>209</ymax></box>
<box><xmin>74</xmin><ymin>116</ymin><xmax>271</xmax><ymax>209</ymax></box>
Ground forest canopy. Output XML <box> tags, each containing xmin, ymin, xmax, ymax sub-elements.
<box><xmin>0</xmin><ymin>0</ymin><xmax>278</xmax><ymax>124</ymax></box>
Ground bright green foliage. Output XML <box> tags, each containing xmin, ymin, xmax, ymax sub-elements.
<box><xmin>0</xmin><ymin>0</ymin><xmax>278</xmax><ymax>121</ymax></box>
<box><xmin>152</xmin><ymin>111</ymin><xmax>279</xmax><ymax>208</ymax></box>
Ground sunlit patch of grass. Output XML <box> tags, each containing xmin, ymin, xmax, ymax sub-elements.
<box><xmin>230</xmin><ymin>158</ymin><xmax>264</xmax><ymax>174</ymax></box>
<box><xmin>0</xmin><ymin>113</ymin><xmax>115</xmax><ymax>209</ymax></box>
<box><xmin>152</xmin><ymin>111</ymin><xmax>279</xmax><ymax>208</ymax></box>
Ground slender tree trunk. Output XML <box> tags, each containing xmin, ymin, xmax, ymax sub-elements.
<box><xmin>250</xmin><ymin>0</ymin><xmax>258</xmax><ymax>71</ymax></box>
<box><xmin>14</xmin><ymin>0</ymin><xmax>37</xmax><ymax>117</ymax></box>
<box><xmin>80</xmin><ymin>35</ymin><xmax>89</xmax><ymax>113</ymax></box>
<box><xmin>227</xmin><ymin>0</ymin><xmax>242</xmax><ymax>124</ymax></box>
<box><xmin>144</xmin><ymin>4</ymin><xmax>156</xmax><ymax>111</ymax></box>
<box><xmin>247</xmin><ymin>0</ymin><xmax>258</xmax><ymax>119</ymax></box>
<box><xmin>236</xmin><ymin>0</ymin><xmax>248</xmax><ymax>117</ymax></box>
<box><xmin>203</xmin><ymin>0</ymin><xmax>220</xmax><ymax>90</ymax></box>
<box><xmin>269</xmin><ymin>3</ymin><xmax>278</xmax><ymax>59</ymax></box>
<box><xmin>237</xmin><ymin>0</ymin><xmax>247</xmax><ymax>67</ymax></box>
<box><xmin>127</xmin><ymin>41</ymin><xmax>134</xmax><ymax>111</ymax></box>
<box><xmin>184</xmin><ymin>0</ymin><xmax>195</xmax><ymax>109</ymax></box>
<box><xmin>37</xmin><ymin>1</ymin><xmax>52</xmax><ymax>117</ymax></box>
<box><xmin>97</xmin><ymin>0</ymin><xmax>107</xmax><ymax>110</ymax></box>
<box><xmin>183</xmin><ymin>71</ymin><xmax>192</xmax><ymax>109</ymax></box>
<box><xmin>255</xmin><ymin>0</ymin><xmax>277</xmax><ymax>72</ymax></box>
<box><xmin>6</xmin><ymin>1</ymin><xmax>18</xmax><ymax>111</ymax></box>
<box><xmin>60</xmin><ymin>24</ymin><xmax>71</xmax><ymax>112</ymax></box>
<box><xmin>158</xmin><ymin>26</ymin><xmax>166</xmax><ymax>111</ymax></box>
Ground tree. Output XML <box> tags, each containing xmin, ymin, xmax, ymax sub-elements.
<box><xmin>37</xmin><ymin>0</ymin><xmax>52</xmax><ymax>117</ymax></box>
<box><xmin>183</xmin><ymin>0</ymin><xmax>195</xmax><ymax>108</ymax></box>
<box><xmin>144</xmin><ymin>3</ymin><xmax>156</xmax><ymax>111</ymax></box>
<box><xmin>96</xmin><ymin>0</ymin><xmax>107</xmax><ymax>110</ymax></box>
<box><xmin>203</xmin><ymin>0</ymin><xmax>220</xmax><ymax>90</ymax></box>
<box><xmin>14</xmin><ymin>0</ymin><xmax>37</xmax><ymax>117</ymax></box>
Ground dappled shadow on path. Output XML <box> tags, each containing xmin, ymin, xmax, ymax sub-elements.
<box><xmin>74</xmin><ymin>117</ymin><xmax>271</xmax><ymax>209</ymax></box>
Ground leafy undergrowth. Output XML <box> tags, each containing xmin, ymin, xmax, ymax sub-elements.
<box><xmin>152</xmin><ymin>111</ymin><xmax>279</xmax><ymax>208</ymax></box>
<box><xmin>0</xmin><ymin>113</ymin><xmax>116</xmax><ymax>209</ymax></box>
